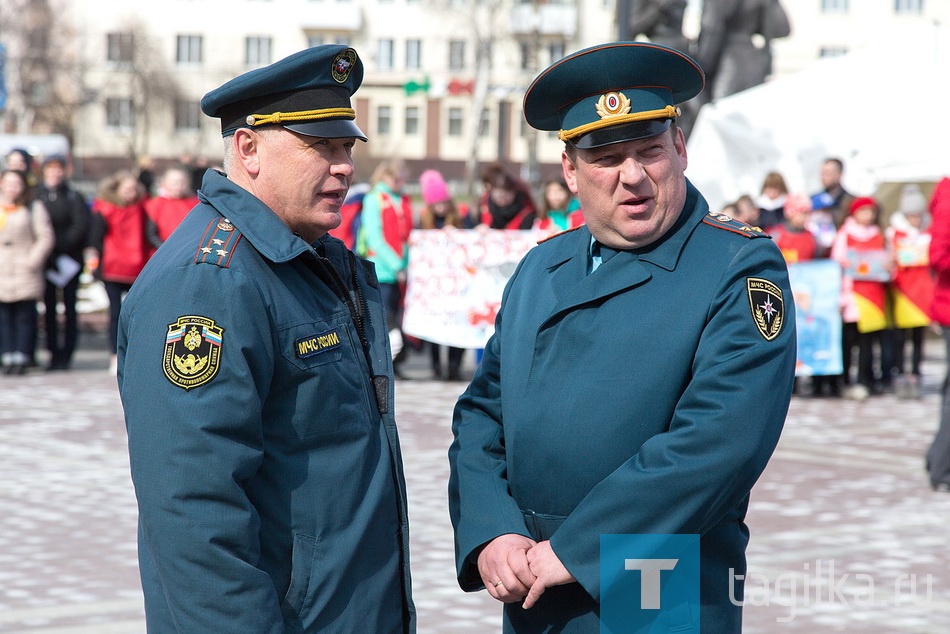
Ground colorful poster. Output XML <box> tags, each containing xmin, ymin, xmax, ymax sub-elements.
<box><xmin>788</xmin><ymin>259</ymin><xmax>843</xmax><ymax>376</ymax></box>
<box><xmin>846</xmin><ymin>248</ymin><xmax>892</xmax><ymax>282</ymax></box>
<box><xmin>895</xmin><ymin>233</ymin><xmax>931</xmax><ymax>267</ymax></box>
<box><xmin>402</xmin><ymin>229</ymin><xmax>545</xmax><ymax>349</ymax></box>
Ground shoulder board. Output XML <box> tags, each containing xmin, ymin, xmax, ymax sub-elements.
<box><xmin>701</xmin><ymin>212</ymin><xmax>771</xmax><ymax>239</ymax></box>
<box><xmin>537</xmin><ymin>224</ymin><xmax>584</xmax><ymax>244</ymax></box>
<box><xmin>194</xmin><ymin>218</ymin><xmax>243</xmax><ymax>268</ymax></box>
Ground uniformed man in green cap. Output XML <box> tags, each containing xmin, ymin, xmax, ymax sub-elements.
<box><xmin>118</xmin><ymin>45</ymin><xmax>414</xmax><ymax>632</ymax></box>
<box><xmin>449</xmin><ymin>42</ymin><xmax>796</xmax><ymax>632</ymax></box>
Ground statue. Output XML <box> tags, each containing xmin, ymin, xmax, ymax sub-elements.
<box><xmin>696</xmin><ymin>0</ymin><xmax>791</xmax><ymax>103</ymax></box>
<box><xmin>624</xmin><ymin>0</ymin><xmax>689</xmax><ymax>52</ymax></box>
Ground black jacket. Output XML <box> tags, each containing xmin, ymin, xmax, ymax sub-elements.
<box><xmin>35</xmin><ymin>182</ymin><xmax>90</xmax><ymax>265</ymax></box>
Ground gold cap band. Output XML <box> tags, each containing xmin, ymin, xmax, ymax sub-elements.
<box><xmin>245</xmin><ymin>107</ymin><xmax>356</xmax><ymax>127</ymax></box>
<box><xmin>558</xmin><ymin>105</ymin><xmax>681</xmax><ymax>142</ymax></box>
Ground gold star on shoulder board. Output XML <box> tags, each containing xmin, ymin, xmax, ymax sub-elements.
<box><xmin>216</xmin><ymin>249</ymin><xmax>228</xmax><ymax>257</ymax></box>
<box><xmin>201</xmin><ymin>247</ymin><xmax>213</xmax><ymax>254</ymax></box>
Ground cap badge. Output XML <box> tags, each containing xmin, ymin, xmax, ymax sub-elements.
<box><xmin>331</xmin><ymin>49</ymin><xmax>357</xmax><ymax>84</ymax></box>
<box><xmin>595</xmin><ymin>92</ymin><xmax>631</xmax><ymax>119</ymax></box>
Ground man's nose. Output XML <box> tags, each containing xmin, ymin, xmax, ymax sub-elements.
<box><xmin>618</xmin><ymin>156</ymin><xmax>646</xmax><ymax>186</ymax></box>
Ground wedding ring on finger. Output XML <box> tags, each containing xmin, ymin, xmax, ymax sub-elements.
<box><xmin>493</xmin><ymin>580</ymin><xmax>504</xmax><ymax>588</ymax></box>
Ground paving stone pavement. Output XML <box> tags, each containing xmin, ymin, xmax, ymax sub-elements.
<box><xmin>2</xmin><ymin>327</ymin><xmax>950</xmax><ymax>633</ymax></box>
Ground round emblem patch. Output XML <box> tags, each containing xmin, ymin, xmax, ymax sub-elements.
<box><xmin>595</xmin><ymin>91</ymin><xmax>631</xmax><ymax>119</ymax></box>
<box><xmin>331</xmin><ymin>48</ymin><xmax>358</xmax><ymax>84</ymax></box>
<box><xmin>163</xmin><ymin>316</ymin><xmax>224</xmax><ymax>390</ymax></box>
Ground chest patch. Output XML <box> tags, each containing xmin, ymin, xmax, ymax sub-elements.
<box><xmin>163</xmin><ymin>316</ymin><xmax>224</xmax><ymax>390</ymax></box>
<box><xmin>295</xmin><ymin>329</ymin><xmax>343</xmax><ymax>359</ymax></box>
<box><xmin>747</xmin><ymin>278</ymin><xmax>785</xmax><ymax>341</ymax></box>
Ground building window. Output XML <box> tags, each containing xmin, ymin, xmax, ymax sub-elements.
<box><xmin>820</xmin><ymin>0</ymin><xmax>849</xmax><ymax>11</ymax></box>
<box><xmin>307</xmin><ymin>35</ymin><xmax>324</xmax><ymax>48</ymax></box>
<box><xmin>894</xmin><ymin>0</ymin><xmax>924</xmax><ymax>13</ymax></box>
<box><xmin>548</xmin><ymin>42</ymin><xmax>565</xmax><ymax>64</ymax></box>
<box><xmin>519</xmin><ymin>42</ymin><xmax>531</xmax><ymax>71</ymax></box>
<box><xmin>106</xmin><ymin>32</ymin><xmax>134</xmax><ymax>63</ymax></box>
<box><xmin>377</xmin><ymin>105</ymin><xmax>392</xmax><ymax>135</ymax></box>
<box><xmin>406</xmin><ymin>39</ymin><xmax>422</xmax><ymax>70</ymax></box>
<box><xmin>478</xmin><ymin>108</ymin><xmax>490</xmax><ymax>138</ymax></box>
<box><xmin>175</xmin><ymin>100</ymin><xmax>201</xmax><ymax>131</ymax></box>
<box><xmin>449</xmin><ymin>40</ymin><xmax>466</xmax><ymax>71</ymax></box>
<box><xmin>335</xmin><ymin>35</ymin><xmax>351</xmax><ymax>46</ymax></box>
<box><xmin>106</xmin><ymin>98</ymin><xmax>135</xmax><ymax>129</ymax></box>
<box><xmin>448</xmin><ymin>107</ymin><xmax>463</xmax><ymax>136</ymax></box>
<box><xmin>245</xmin><ymin>36</ymin><xmax>272</xmax><ymax>66</ymax></box>
<box><xmin>176</xmin><ymin>35</ymin><xmax>202</xmax><ymax>64</ymax></box>
<box><xmin>405</xmin><ymin>106</ymin><xmax>420</xmax><ymax>135</ymax></box>
<box><xmin>377</xmin><ymin>38</ymin><xmax>394</xmax><ymax>71</ymax></box>
<box><xmin>819</xmin><ymin>46</ymin><xmax>848</xmax><ymax>57</ymax></box>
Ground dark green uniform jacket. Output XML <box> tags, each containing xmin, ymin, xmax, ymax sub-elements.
<box><xmin>118</xmin><ymin>170</ymin><xmax>414</xmax><ymax>633</ymax></box>
<box><xmin>449</xmin><ymin>181</ymin><xmax>796</xmax><ymax>632</ymax></box>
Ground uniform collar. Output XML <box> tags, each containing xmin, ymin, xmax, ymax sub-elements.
<box><xmin>198</xmin><ymin>169</ymin><xmax>314</xmax><ymax>263</ymax></box>
<box><xmin>632</xmin><ymin>179</ymin><xmax>708</xmax><ymax>272</ymax></box>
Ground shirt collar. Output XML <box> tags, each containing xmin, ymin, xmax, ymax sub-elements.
<box><xmin>584</xmin><ymin>179</ymin><xmax>708</xmax><ymax>273</ymax></box>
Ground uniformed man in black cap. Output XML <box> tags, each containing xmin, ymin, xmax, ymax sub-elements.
<box><xmin>449</xmin><ymin>42</ymin><xmax>796</xmax><ymax>632</ymax></box>
<box><xmin>118</xmin><ymin>45</ymin><xmax>415</xmax><ymax>632</ymax></box>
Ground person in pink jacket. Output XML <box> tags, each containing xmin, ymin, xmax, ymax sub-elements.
<box><xmin>927</xmin><ymin>177</ymin><xmax>950</xmax><ymax>491</ymax></box>
<box><xmin>0</xmin><ymin>169</ymin><xmax>54</xmax><ymax>375</ymax></box>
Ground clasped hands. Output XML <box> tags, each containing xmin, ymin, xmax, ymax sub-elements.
<box><xmin>477</xmin><ymin>533</ymin><xmax>576</xmax><ymax>609</ymax></box>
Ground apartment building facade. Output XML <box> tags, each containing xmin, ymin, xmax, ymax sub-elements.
<box><xmin>48</xmin><ymin>0</ymin><xmax>950</xmax><ymax>181</ymax></box>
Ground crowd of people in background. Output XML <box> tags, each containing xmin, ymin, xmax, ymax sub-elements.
<box><xmin>4</xmin><ymin>142</ymin><xmax>950</xmax><ymax>493</ymax></box>
<box><xmin>719</xmin><ymin>157</ymin><xmax>940</xmax><ymax>402</ymax></box>
<box><xmin>0</xmin><ymin>147</ymin><xmax>210</xmax><ymax>376</ymax></box>
<box><xmin>3</xmin><ymin>144</ymin><xmax>950</xmax><ymax>403</ymax></box>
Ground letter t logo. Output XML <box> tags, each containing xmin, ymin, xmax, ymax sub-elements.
<box><xmin>624</xmin><ymin>559</ymin><xmax>679</xmax><ymax>609</ymax></box>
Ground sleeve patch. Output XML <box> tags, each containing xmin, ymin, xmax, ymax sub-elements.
<box><xmin>163</xmin><ymin>316</ymin><xmax>225</xmax><ymax>390</ymax></box>
<box><xmin>747</xmin><ymin>278</ymin><xmax>785</xmax><ymax>340</ymax></box>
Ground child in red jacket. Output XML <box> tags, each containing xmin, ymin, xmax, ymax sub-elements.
<box><xmin>886</xmin><ymin>184</ymin><xmax>934</xmax><ymax>399</ymax></box>
<box><xmin>771</xmin><ymin>193</ymin><xmax>817</xmax><ymax>264</ymax></box>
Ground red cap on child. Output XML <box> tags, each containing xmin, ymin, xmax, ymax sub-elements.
<box><xmin>849</xmin><ymin>196</ymin><xmax>878</xmax><ymax>215</ymax></box>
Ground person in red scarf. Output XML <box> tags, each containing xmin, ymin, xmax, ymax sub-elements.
<box><xmin>357</xmin><ymin>159</ymin><xmax>413</xmax><ymax>374</ymax></box>
<box><xmin>831</xmin><ymin>196</ymin><xmax>892</xmax><ymax>400</ymax></box>
<box><xmin>477</xmin><ymin>163</ymin><xmax>536</xmax><ymax>230</ymax></box>
<box><xmin>144</xmin><ymin>167</ymin><xmax>200</xmax><ymax>247</ymax></box>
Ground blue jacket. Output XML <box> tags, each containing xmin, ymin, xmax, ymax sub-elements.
<box><xmin>118</xmin><ymin>170</ymin><xmax>414</xmax><ymax>633</ymax></box>
<box><xmin>449</xmin><ymin>182</ymin><xmax>796</xmax><ymax>633</ymax></box>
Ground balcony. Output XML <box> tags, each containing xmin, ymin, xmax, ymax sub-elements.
<box><xmin>509</xmin><ymin>3</ymin><xmax>577</xmax><ymax>38</ymax></box>
<box><xmin>299</xmin><ymin>2</ymin><xmax>362</xmax><ymax>32</ymax></box>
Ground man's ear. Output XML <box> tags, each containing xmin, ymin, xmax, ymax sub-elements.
<box><xmin>672</xmin><ymin>125</ymin><xmax>688</xmax><ymax>172</ymax></box>
<box><xmin>233</xmin><ymin>128</ymin><xmax>261</xmax><ymax>176</ymax></box>
<box><xmin>562</xmin><ymin>150</ymin><xmax>579</xmax><ymax>195</ymax></box>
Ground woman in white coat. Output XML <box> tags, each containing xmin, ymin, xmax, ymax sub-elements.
<box><xmin>0</xmin><ymin>169</ymin><xmax>54</xmax><ymax>375</ymax></box>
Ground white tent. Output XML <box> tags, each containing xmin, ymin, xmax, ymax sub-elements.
<box><xmin>685</xmin><ymin>23</ymin><xmax>950</xmax><ymax>213</ymax></box>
